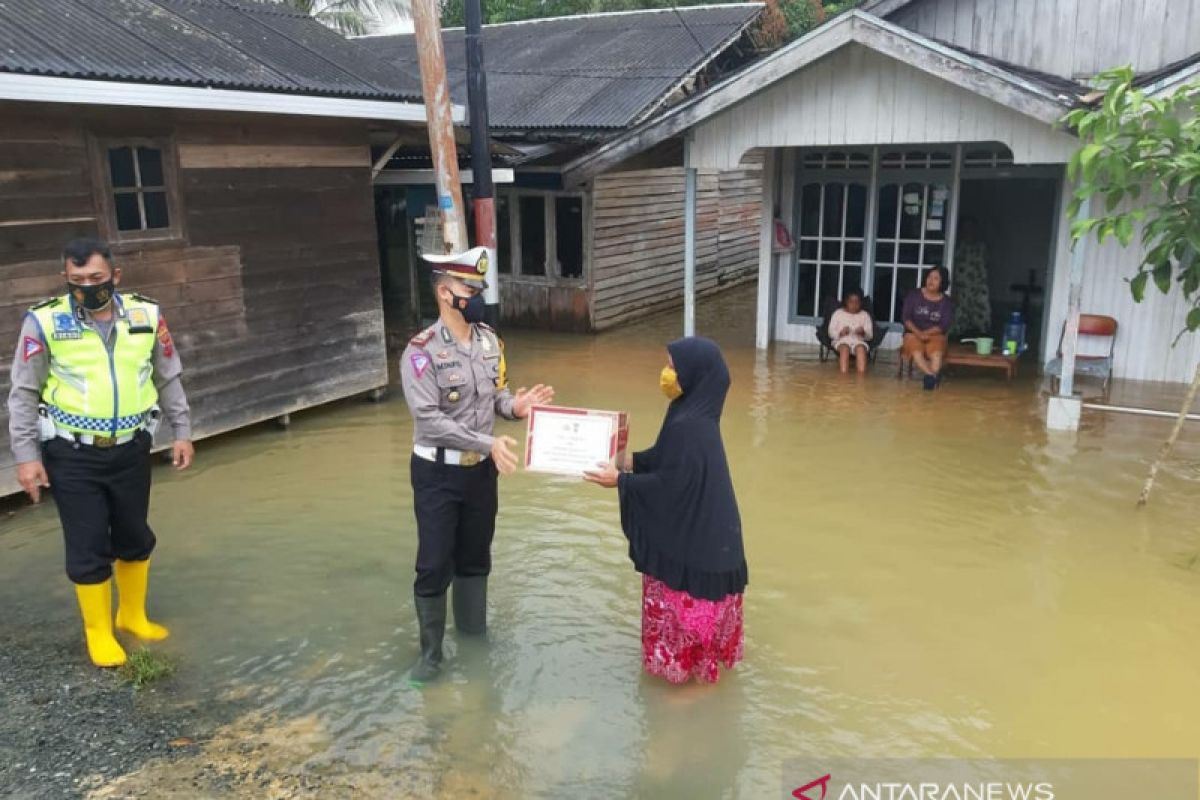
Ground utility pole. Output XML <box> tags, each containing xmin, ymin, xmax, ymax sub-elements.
<box><xmin>464</xmin><ymin>0</ymin><xmax>500</xmax><ymax>327</ymax></box>
<box><xmin>411</xmin><ymin>0</ymin><xmax>468</xmax><ymax>254</ymax></box>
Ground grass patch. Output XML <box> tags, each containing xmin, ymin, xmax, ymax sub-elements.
<box><xmin>119</xmin><ymin>648</ymin><xmax>175</xmax><ymax>689</ymax></box>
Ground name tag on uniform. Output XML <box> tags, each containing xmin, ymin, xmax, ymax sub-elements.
<box><xmin>52</xmin><ymin>312</ymin><xmax>82</xmax><ymax>340</ymax></box>
<box><xmin>126</xmin><ymin>308</ymin><xmax>154</xmax><ymax>334</ymax></box>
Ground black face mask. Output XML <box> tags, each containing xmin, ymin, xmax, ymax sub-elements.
<box><xmin>68</xmin><ymin>280</ymin><xmax>115</xmax><ymax>311</ymax></box>
<box><xmin>449</xmin><ymin>291</ymin><xmax>487</xmax><ymax>324</ymax></box>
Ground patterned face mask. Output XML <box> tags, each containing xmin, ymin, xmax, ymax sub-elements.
<box><xmin>68</xmin><ymin>280</ymin><xmax>115</xmax><ymax>311</ymax></box>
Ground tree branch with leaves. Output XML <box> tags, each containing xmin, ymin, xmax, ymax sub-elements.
<box><xmin>1064</xmin><ymin>66</ymin><xmax>1200</xmax><ymax>505</ymax></box>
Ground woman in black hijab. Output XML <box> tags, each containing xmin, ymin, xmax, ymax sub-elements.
<box><xmin>585</xmin><ymin>337</ymin><xmax>747</xmax><ymax>684</ymax></box>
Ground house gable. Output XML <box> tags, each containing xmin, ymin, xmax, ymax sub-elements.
<box><xmin>689</xmin><ymin>43</ymin><xmax>1078</xmax><ymax>169</ymax></box>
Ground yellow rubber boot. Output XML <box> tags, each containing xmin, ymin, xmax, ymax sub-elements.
<box><xmin>114</xmin><ymin>559</ymin><xmax>170</xmax><ymax>641</ymax></box>
<box><xmin>74</xmin><ymin>581</ymin><xmax>127</xmax><ymax>668</ymax></box>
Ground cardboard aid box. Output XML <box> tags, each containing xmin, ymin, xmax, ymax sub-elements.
<box><xmin>523</xmin><ymin>405</ymin><xmax>629</xmax><ymax>475</ymax></box>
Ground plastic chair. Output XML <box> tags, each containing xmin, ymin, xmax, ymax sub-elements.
<box><xmin>1046</xmin><ymin>314</ymin><xmax>1118</xmax><ymax>394</ymax></box>
<box><xmin>816</xmin><ymin>296</ymin><xmax>887</xmax><ymax>364</ymax></box>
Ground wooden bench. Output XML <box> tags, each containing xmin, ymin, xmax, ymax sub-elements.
<box><xmin>944</xmin><ymin>344</ymin><xmax>1020</xmax><ymax>380</ymax></box>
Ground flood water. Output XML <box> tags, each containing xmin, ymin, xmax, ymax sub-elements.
<box><xmin>3</xmin><ymin>286</ymin><xmax>1200</xmax><ymax>798</ymax></box>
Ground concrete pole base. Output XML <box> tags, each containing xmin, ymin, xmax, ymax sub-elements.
<box><xmin>1046</xmin><ymin>394</ymin><xmax>1083</xmax><ymax>431</ymax></box>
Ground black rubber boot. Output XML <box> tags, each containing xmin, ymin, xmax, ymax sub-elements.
<box><xmin>410</xmin><ymin>592</ymin><xmax>447</xmax><ymax>683</ymax></box>
<box><xmin>452</xmin><ymin>576</ymin><xmax>487</xmax><ymax>635</ymax></box>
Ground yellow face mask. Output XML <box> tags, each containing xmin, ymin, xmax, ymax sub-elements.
<box><xmin>660</xmin><ymin>366</ymin><xmax>683</xmax><ymax>400</ymax></box>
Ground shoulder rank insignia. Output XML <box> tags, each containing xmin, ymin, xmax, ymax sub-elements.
<box><xmin>127</xmin><ymin>292</ymin><xmax>159</xmax><ymax>305</ymax></box>
<box><xmin>126</xmin><ymin>307</ymin><xmax>154</xmax><ymax>334</ymax></box>
<box><xmin>410</xmin><ymin>326</ymin><xmax>436</xmax><ymax>347</ymax></box>
<box><xmin>28</xmin><ymin>296</ymin><xmax>61</xmax><ymax>312</ymax></box>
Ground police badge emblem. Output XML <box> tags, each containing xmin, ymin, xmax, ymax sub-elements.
<box><xmin>52</xmin><ymin>312</ymin><xmax>82</xmax><ymax>340</ymax></box>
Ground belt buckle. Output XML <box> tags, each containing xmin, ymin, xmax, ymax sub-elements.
<box><xmin>92</xmin><ymin>435</ymin><xmax>117</xmax><ymax>449</ymax></box>
<box><xmin>459</xmin><ymin>451</ymin><xmax>481</xmax><ymax>467</ymax></box>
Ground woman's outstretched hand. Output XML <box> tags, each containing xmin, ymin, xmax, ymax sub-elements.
<box><xmin>583</xmin><ymin>461</ymin><xmax>619</xmax><ymax>488</ymax></box>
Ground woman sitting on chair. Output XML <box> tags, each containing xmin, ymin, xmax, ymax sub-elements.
<box><xmin>901</xmin><ymin>266</ymin><xmax>954</xmax><ymax>390</ymax></box>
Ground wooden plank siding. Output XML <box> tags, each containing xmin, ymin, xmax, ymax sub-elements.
<box><xmin>0</xmin><ymin>102</ymin><xmax>386</xmax><ymax>496</ymax></box>
<box><xmin>688</xmin><ymin>44</ymin><xmax>1079</xmax><ymax>170</ymax></box>
<box><xmin>590</xmin><ymin>162</ymin><xmax>763</xmax><ymax>330</ymax></box>
<box><xmin>890</xmin><ymin>0</ymin><xmax>1200</xmax><ymax>79</ymax></box>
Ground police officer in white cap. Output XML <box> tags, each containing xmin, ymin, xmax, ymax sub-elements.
<box><xmin>400</xmin><ymin>246</ymin><xmax>553</xmax><ymax>681</ymax></box>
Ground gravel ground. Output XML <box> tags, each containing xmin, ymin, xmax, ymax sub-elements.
<box><xmin>0</xmin><ymin>617</ymin><xmax>220</xmax><ymax>800</ymax></box>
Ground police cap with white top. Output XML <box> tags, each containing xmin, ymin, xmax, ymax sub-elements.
<box><xmin>422</xmin><ymin>246</ymin><xmax>490</xmax><ymax>288</ymax></box>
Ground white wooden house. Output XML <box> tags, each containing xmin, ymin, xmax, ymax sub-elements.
<box><xmin>564</xmin><ymin>1</ymin><xmax>1200</xmax><ymax>385</ymax></box>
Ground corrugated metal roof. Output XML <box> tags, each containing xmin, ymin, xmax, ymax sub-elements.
<box><xmin>365</xmin><ymin>4</ymin><xmax>764</xmax><ymax>131</ymax></box>
<box><xmin>0</xmin><ymin>0</ymin><xmax>423</xmax><ymax>101</ymax></box>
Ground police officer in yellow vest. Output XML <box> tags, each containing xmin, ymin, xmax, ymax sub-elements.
<box><xmin>400</xmin><ymin>246</ymin><xmax>553</xmax><ymax>681</ymax></box>
<box><xmin>6</xmin><ymin>238</ymin><xmax>194</xmax><ymax>668</ymax></box>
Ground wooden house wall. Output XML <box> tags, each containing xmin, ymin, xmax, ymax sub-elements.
<box><xmin>890</xmin><ymin>0</ymin><xmax>1200</xmax><ymax>79</ymax></box>
<box><xmin>0</xmin><ymin>102</ymin><xmax>386</xmax><ymax>496</ymax></box>
<box><xmin>1042</xmin><ymin>191</ymin><xmax>1200</xmax><ymax>384</ymax></box>
<box><xmin>590</xmin><ymin>162</ymin><xmax>762</xmax><ymax>330</ymax></box>
<box><xmin>688</xmin><ymin>45</ymin><xmax>1079</xmax><ymax>170</ymax></box>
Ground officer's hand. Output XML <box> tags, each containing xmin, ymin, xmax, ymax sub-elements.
<box><xmin>491</xmin><ymin>436</ymin><xmax>519</xmax><ymax>475</ymax></box>
<box><xmin>583</xmin><ymin>462</ymin><xmax>619</xmax><ymax>489</ymax></box>
<box><xmin>17</xmin><ymin>461</ymin><xmax>50</xmax><ymax>503</ymax></box>
<box><xmin>172</xmin><ymin>440</ymin><xmax>195</xmax><ymax>471</ymax></box>
<box><xmin>513</xmin><ymin>384</ymin><xmax>556</xmax><ymax>418</ymax></box>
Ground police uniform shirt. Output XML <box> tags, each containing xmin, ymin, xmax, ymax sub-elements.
<box><xmin>6</xmin><ymin>294</ymin><xmax>191</xmax><ymax>463</ymax></box>
<box><xmin>400</xmin><ymin>319</ymin><xmax>516</xmax><ymax>453</ymax></box>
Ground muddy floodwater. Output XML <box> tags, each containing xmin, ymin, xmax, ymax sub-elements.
<box><xmin>2</xmin><ymin>286</ymin><xmax>1200</xmax><ymax>798</ymax></box>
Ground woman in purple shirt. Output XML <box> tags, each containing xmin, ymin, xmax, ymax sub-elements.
<box><xmin>901</xmin><ymin>266</ymin><xmax>954</xmax><ymax>389</ymax></box>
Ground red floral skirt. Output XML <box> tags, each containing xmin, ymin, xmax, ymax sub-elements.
<box><xmin>641</xmin><ymin>575</ymin><xmax>744</xmax><ymax>684</ymax></box>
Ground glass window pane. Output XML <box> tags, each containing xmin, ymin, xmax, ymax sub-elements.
<box><xmin>845</xmin><ymin>241</ymin><xmax>863</xmax><ymax>264</ymax></box>
<box><xmin>819</xmin><ymin>264</ymin><xmax>841</xmax><ymax>308</ymax></box>
<box><xmin>899</xmin><ymin>183</ymin><xmax>925</xmax><ymax>239</ymax></box>
<box><xmin>842</xmin><ymin>266</ymin><xmax>862</xmax><ymax>295</ymax></box>
<box><xmin>872</xmin><ymin>268</ymin><xmax>894</xmax><ymax>322</ymax></box>
<box><xmin>108</xmin><ymin>147</ymin><xmax>136</xmax><ymax>188</ymax></box>
<box><xmin>496</xmin><ymin>195</ymin><xmax>512</xmax><ymax>274</ymax></box>
<box><xmin>518</xmin><ymin>196</ymin><xmax>546</xmax><ymax>276</ymax></box>
<box><xmin>875</xmin><ymin>242</ymin><xmax>895</xmax><ymax>264</ymax></box>
<box><xmin>876</xmin><ymin>184</ymin><xmax>899</xmax><ymax>238</ymax></box>
<box><xmin>114</xmin><ymin>193</ymin><xmax>141</xmax><ymax>230</ymax></box>
<box><xmin>925</xmin><ymin>244</ymin><xmax>944</xmax><ymax>267</ymax></box>
<box><xmin>845</xmin><ymin>184</ymin><xmax>867</xmax><ymax>238</ymax></box>
<box><xmin>137</xmin><ymin>147</ymin><xmax>165</xmax><ymax>187</ymax></box>
<box><xmin>143</xmin><ymin>191</ymin><xmax>169</xmax><ymax>229</ymax></box>
<box><xmin>799</xmin><ymin>239</ymin><xmax>818</xmax><ymax>260</ymax></box>
<box><xmin>822</xmin><ymin>184</ymin><xmax>844</xmax><ymax>237</ymax></box>
<box><xmin>795</xmin><ymin>262</ymin><xmax>817</xmax><ymax>317</ymax></box>
<box><xmin>821</xmin><ymin>240</ymin><xmax>841</xmax><ymax>262</ymax></box>
<box><xmin>555</xmin><ymin>196</ymin><xmax>584</xmax><ymax>279</ymax></box>
<box><xmin>899</xmin><ymin>243</ymin><xmax>921</xmax><ymax>264</ymax></box>
<box><xmin>799</xmin><ymin>184</ymin><xmax>822</xmax><ymax>236</ymax></box>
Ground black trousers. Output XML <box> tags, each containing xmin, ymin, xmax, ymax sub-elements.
<box><xmin>410</xmin><ymin>454</ymin><xmax>498</xmax><ymax>597</ymax></box>
<box><xmin>42</xmin><ymin>431</ymin><xmax>156</xmax><ymax>584</ymax></box>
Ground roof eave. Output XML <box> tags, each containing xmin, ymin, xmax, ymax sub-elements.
<box><xmin>0</xmin><ymin>71</ymin><xmax>451</xmax><ymax>122</ymax></box>
<box><xmin>1142</xmin><ymin>61</ymin><xmax>1200</xmax><ymax>98</ymax></box>
<box><xmin>562</xmin><ymin>10</ymin><xmax>1075</xmax><ymax>187</ymax></box>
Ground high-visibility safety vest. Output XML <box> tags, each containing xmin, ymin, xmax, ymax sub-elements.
<box><xmin>28</xmin><ymin>293</ymin><xmax>161</xmax><ymax>437</ymax></box>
